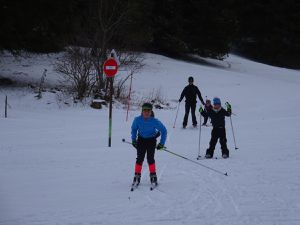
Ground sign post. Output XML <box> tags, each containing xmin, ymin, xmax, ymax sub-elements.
<box><xmin>103</xmin><ymin>58</ymin><xmax>118</xmax><ymax>147</ymax></box>
<box><xmin>5</xmin><ymin>95</ymin><xmax>7</xmax><ymax>118</ymax></box>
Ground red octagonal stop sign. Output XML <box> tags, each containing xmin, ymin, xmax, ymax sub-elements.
<box><xmin>103</xmin><ymin>58</ymin><xmax>118</xmax><ymax>77</ymax></box>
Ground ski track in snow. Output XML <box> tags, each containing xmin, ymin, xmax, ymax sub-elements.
<box><xmin>1</xmin><ymin>53</ymin><xmax>300</xmax><ymax>225</ymax></box>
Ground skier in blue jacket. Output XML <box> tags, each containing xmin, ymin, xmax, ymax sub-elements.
<box><xmin>131</xmin><ymin>103</ymin><xmax>167</xmax><ymax>185</ymax></box>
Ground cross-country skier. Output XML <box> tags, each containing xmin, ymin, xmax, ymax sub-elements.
<box><xmin>202</xmin><ymin>99</ymin><xmax>213</xmax><ymax>126</ymax></box>
<box><xmin>199</xmin><ymin>97</ymin><xmax>232</xmax><ymax>158</ymax></box>
<box><xmin>179</xmin><ymin>76</ymin><xmax>205</xmax><ymax>128</ymax></box>
<box><xmin>131</xmin><ymin>103</ymin><xmax>167</xmax><ymax>185</ymax></box>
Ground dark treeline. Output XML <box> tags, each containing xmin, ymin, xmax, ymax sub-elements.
<box><xmin>1</xmin><ymin>0</ymin><xmax>299</xmax><ymax>68</ymax></box>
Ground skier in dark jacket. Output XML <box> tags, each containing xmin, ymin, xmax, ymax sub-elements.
<box><xmin>199</xmin><ymin>97</ymin><xmax>232</xmax><ymax>158</ymax></box>
<box><xmin>131</xmin><ymin>103</ymin><xmax>167</xmax><ymax>185</ymax></box>
<box><xmin>179</xmin><ymin>76</ymin><xmax>205</xmax><ymax>128</ymax></box>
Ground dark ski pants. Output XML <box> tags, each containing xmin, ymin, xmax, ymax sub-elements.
<box><xmin>183</xmin><ymin>102</ymin><xmax>197</xmax><ymax>126</ymax></box>
<box><xmin>201</xmin><ymin>112</ymin><xmax>208</xmax><ymax>125</ymax></box>
<box><xmin>135</xmin><ymin>137</ymin><xmax>156</xmax><ymax>173</ymax></box>
<box><xmin>206</xmin><ymin>127</ymin><xmax>229</xmax><ymax>156</ymax></box>
<box><xmin>203</xmin><ymin>115</ymin><xmax>209</xmax><ymax>125</ymax></box>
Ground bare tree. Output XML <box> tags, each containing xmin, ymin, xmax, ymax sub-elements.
<box><xmin>85</xmin><ymin>0</ymin><xmax>130</xmax><ymax>93</ymax></box>
<box><xmin>55</xmin><ymin>47</ymin><xmax>96</xmax><ymax>100</ymax></box>
<box><xmin>114</xmin><ymin>52</ymin><xmax>144</xmax><ymax>99</ymax></box>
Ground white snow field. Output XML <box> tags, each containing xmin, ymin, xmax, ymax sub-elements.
<box><xmin>1</xmin><ymin>53</ymin><xmax>300</xmax><ymax>225</ymax></box>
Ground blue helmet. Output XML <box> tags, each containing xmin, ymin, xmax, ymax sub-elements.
<box><xmin>213</xmin><ymin>97</ymin><xmax>221</xmax><ymax>105</ymax></box>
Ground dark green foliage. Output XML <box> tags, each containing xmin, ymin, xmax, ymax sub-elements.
<box><xmin>234</xmin><ymin>0</ymin><xmax>300</xmax><ymax>68</ymax></box>
<box><xmin>1</xmin><ymin>0</ymin><xmax>299</xmax><ymax>67</ymax></box>
<box><xmin>0</xmin><ymin>0</ymin><xmax>80</xmax><ymax>52</ymax></box>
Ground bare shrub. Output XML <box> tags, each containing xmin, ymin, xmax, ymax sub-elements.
<box><xmin>55</xmin><ymin>47</ymin><xmax>96</xmax><ymax>100</ymax></box>
<box><xmin>134</xmin><ymin>87</ymin><xmax>169</xmax><ymax>109</ymax></box>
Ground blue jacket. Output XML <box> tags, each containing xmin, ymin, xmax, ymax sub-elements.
<box><xmin>131</xmin><ymin>115</ymin><xmax>167</xmax><ymax>145</ymax></box>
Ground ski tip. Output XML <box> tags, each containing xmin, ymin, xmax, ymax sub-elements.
<box><xmin>235</xmin><ymin>147</ymin><xmax>239</xmax><ymax>150</ymax></box>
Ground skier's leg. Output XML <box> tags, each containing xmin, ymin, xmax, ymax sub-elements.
<box><xmin>219</xmin><ymin>128</ymin><xmax>229</xmax><ymax>157</ymax></box>
<box><xmin>203</xmin><ymin>115</ymin><xmax>208</xmax><ymax>125</ymax></box>
<box><xmin>191</xmin><ymin>103</ymin><xmax>197</xmax><ymax>126</ymax></box>
<box><xmin>183</xmin><ymin>102</ymin><xmax>190</xmax><ymax>127</ymax></box>
<box><xmin>147</xmin><ymin>138</ymin><xmax>157</xmax><ymax>183</ymax></box>
<box><xmin>206</xmin><ymin>128</ymin><xmax>218</xmax><ymax>157</ymax></box>
<box><xmin>135</xmin><ymin>138</ymin><xmax>147</xmax><ymax>174</ymax></box>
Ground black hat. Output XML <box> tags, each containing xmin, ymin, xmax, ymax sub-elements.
<box><xmin>188</xmin><ymin>76</ymin><xmax>194</xmax><ymax>82</ymax></box>
<box><xmin>142</xmin><ymin>102</ymin><xmax>153</xmax><ymax>110</ymax></box>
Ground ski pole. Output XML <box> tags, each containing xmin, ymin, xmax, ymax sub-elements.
<box><xmin>122</xmin><ymin>139</ymin><xmax>228</xmax><ymax>176</ymax></box>
<box><xmin>173</xmin><ymin>102</ymin><xmax>180</xmax><ymax>128</ymax></box>
<box><xmin>197</xmin><ymin>112</ymin><xmax>202</xmax><ymax>160</ymax></box>
<box><xmin>163</xmin><ymin>148</ymin><xmax>227</xmax><ymax>176</ymax></box>
<box><xmin>229</xmin><ymin>116</ymin><xmax>238</xmax><ymax>150</ymax></box>
<box><xmin>225</xmin><ymin>102</ymin><xmax>238</xmax><ymax>150</ymax></box>
<box><xmin>122</xmin><ymin>139</ymin><xmax>132</xmax><ymax>145</ymax></box>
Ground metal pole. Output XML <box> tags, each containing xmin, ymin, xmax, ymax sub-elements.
<box><xmin>126</xmin><ymin>73</ymin><xmax>133</xmax><ymax>122</ymax></box>
<box><xmin>122</xmin><ymin>139</ymin><xmax>228</xmax><ymax>176</ymax></box>
<box><xmin>108</xmin><ymin>78</ymin><xmax>113</xmax><ymax>147</ymax></box>
<box><xmin>173</xmin><ymin>102</ymin><xmax>180</xmax><ymax>128</ymax></box>
<box><xmin>197</xmin><ymin>113</ymin><xmax>202</xmax><ymax>159</ymax></box>
<box><xmin>5</xmin><ymin>95</ymin><xmax>7</xmax><ymax>118</ymax></box>
<box><xmin>229</xmin><ymin>116</ymin><xmax>238</xmax><ymax>150</ymax></box>
<box><xmin>163</xmin><ymin>148</ymin><xmax>228</xmax><ymax>176</ymax></box>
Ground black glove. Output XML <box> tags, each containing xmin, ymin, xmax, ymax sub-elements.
<box><xmin>132</xmin><ymin>140</ymin><xmax>137</xmax><ymax>149</ymax></box>
<box><xmin>178</xmin><ymin>99</ymin><xmax>182</xmax><ymax>103</ymax></box>
<box><xmin>156</xmin><ymin>143</ymin><xmax>164</xmax><ymax>150</ymax></box>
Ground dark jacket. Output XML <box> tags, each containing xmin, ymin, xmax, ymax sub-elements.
<box><xmin>204</xmin><ymin>104</ymin><xmax>213</xmax><ymax>112</ymax></box>
<box><xmin>201</xmin><ymin>107</ymin><xmax>231</xmax><ymax>128</ymax></box>
<box><xmin>179</xmin><ymin>84</ymin><xmax>204</xmax><ymax>104</ymax></box>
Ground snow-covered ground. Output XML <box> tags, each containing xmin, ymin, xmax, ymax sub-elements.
<box><xmin>1</xmin><ymin>52</ymin><xmax>300</xmax><ymax>225</ymax></box>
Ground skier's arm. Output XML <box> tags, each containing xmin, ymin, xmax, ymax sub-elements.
<box><xmin>199</xmin><ymin>107</ymin><xmax>207</xmax><ymax>117</ymax></box>
<box><xmin>225</xmin><ymin>102</ymin><xmax>232</xmax><ymax>116</ymax></box>
<box><xmin>223</xmin><ymin>108</ymin><xmax>231</xmax><ymax>117</ymax></box>
<box><xmin>156</xmin><ymin>120</ymin><xmax>167</xmax><ymax>145</ymax></box>
<box><xmin>179</xmin><ymin>87</ymin><xmax>186</xmax><ymax>102</ymax></box>
<box><xmin>196</xmin><ymin>87</ymin><xmax>205</xmax><ymax>105</ymax></box>
<box><xmin>131</xmin><ymin>118</ymin><xmax>138</xmax><ymax>141</ymax></box>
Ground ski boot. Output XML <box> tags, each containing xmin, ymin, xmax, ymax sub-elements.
<box><xmin>150</xmin><ymin>172</ymin><xmax>158</xmax><ymax>190</ymax></box>
<box><xmin>205</xmin><ymin>149</ymin><xmax>213</xmax><ymax>159</ymax></box>
<box><xmin>133</xmin><ymin>173</ymin><xmax>141</xmax><ymax>185</ymax></box>
<box><xmin>222</xmin><ymin>154</ymin><xmax>228</xmax><ymax>159</ymax></box>
<box><xmin>150</xmin><ymin>172</ymin><xmax>158</xmax><ymax>185</ymax></box>
<box><xmin>205</xmin><ymin>154</ymin><xmax>212</xmax><ymax>159</ymax></box>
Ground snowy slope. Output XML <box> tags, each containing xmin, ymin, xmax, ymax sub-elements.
<box><xmin>1</xmin><ymin>53</ymin><xmax>300</xmax><ymax>225</ymax></box>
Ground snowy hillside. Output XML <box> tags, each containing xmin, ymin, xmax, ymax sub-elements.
<box><xmin>1</xmin><ymin>52</ymin><xmax>300</xmax><ymax>225</ymax></box>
